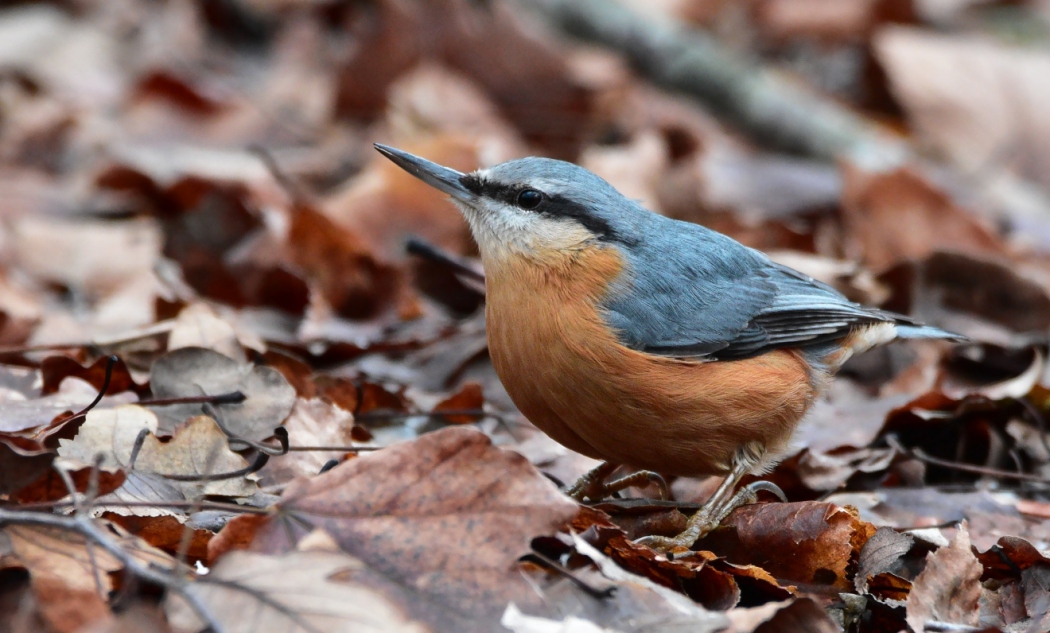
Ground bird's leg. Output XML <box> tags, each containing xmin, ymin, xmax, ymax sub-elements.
<box><xmin>604</xmin><ymin>470</ymin><xmax>669</xmax><ymax>500</ymax></box>
<box><xmin>565</xmin><ymin>462</ymin><xmax>669</xmax><ymax>502</ymax></box>
<box><xmin>635</xmin><ymin>446</ymin><xmax>786</xmax><ymax>554</ymax></box>
<box><xmin>565</xmin><ymin>461</ymin><xmax>618</xmax><ymax>501</ymax></box>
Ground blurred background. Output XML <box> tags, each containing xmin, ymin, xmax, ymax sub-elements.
<box><xmin>2</xmin><ymin>0</ymin><xmax>1050</xmax><ymax>525</ymax></box>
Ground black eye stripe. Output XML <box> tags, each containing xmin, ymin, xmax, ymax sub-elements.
<box><xmin>457</xmin><ymin>173</ymin><xmax>637</xmax><ymax>246</ymax></box>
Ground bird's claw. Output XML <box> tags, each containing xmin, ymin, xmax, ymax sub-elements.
<box><xmin>634</xmin><ymin>479</ymin><xmax>787</xmax><ymax>556</ymax></box>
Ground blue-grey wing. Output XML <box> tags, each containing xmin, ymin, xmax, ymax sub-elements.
<box><xmin>601</xmin><ymin>223</ymin><xmax>893</xmax><ymax>360</ymax></box>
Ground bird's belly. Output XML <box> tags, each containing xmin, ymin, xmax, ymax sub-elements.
<box><xmin>486</xmin><ymin>293</ymin><xmax>817</xmax><ymax>478</ymax></box>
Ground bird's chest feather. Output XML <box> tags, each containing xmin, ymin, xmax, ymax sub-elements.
<box><xmin>483</xmin><ymin>246</ymin><xmax>818</xmax><ymax>476</ymax></box>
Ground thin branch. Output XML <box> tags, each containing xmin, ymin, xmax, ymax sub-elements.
<box><xmin>14</xmin><ymin>499</ymin><xmax>272</xmax><ymax>515</ymax></box>
<box><xmin>0</xmin><ymin>509</ymin><xmax>226</xmax><ymax>633</ymax></box>
<box><xmin>886</xmin><ymin>435</ymin><xmax>1050</xmax><ymax>484</ymax></box>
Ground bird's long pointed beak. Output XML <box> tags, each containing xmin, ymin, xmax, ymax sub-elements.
<box><xmin>373</xmin><ymin>144</ymin><xmax>475</xmax><ymax>204</ymax></box>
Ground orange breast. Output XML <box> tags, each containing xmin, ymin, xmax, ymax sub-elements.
<box><xmin>485</xmin><ymin>246</ymin><xmax>818</xmax><ymax>477</ymax></box>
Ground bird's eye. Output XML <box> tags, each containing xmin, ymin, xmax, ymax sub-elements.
<box><xmin>516</xmin><ymin>189</ymin><xmax>543</xmax><ymax>209</ymax></box>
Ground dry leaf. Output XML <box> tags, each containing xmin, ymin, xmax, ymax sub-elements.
<box><xmin>167</xmin><ymin>303</ymin><xmax>246</xmax><ymax>361</ymax></box>
<box><xmin>258</xmin><ymin>398</ymin><xmax>356</xmax><ymax>487</ymax></box>
<box><xmin>135</xmin><ymin>415</ymin><xmax>259</xmax><ymax>499</ymax></box>
<box><xmin>840</xmin><ymin>164</ymin><xmax>1004</xmax><ymax>272</ymax></box>
<box><xmin>166</xmin><ymin>548</ymin><xmax>429</xmax><ymax>633</ymax></box>
<box><xmin>56</xmin><ymin>404</ymin><xmax>159</xmax><ymax>471</ymax></box>
<box><xmin>906</xmin><ymin>523</ymin><xmax>982</xmax><ymax>632</ymax></box>
<box><xmin>219</xmin><ymin>426</ymin><xmax>578</xmax><ymax>633</ymax></box>
<box><xmin>696</xmin><ymin>501</ymin><xmax>876</xmax><ymax>590</ymax></box>
<box><xmin>149</xmin><ymin>347</ymin><xmax>295</xmax><ymax>439</ymax></box>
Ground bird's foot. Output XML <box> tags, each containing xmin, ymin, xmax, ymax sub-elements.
<box><xmin>635</xmin><ymin>481</ymin><xmax>786</xmax><ymax>558</ymax></box>
<box><xmin>565</xmin><ymin>462</ymin><xmax>669</xmax><ymax>502</ymax></box>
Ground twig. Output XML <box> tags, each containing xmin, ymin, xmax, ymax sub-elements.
<box><xmin>886</xmin><ymin>434</ymin><xmax>1050</xmax><ymax>484</ymax></box>
<box><xmin>0</xmin><ymin>509</ymin><xmax>226</xmax><ymax>633</ymax></box>
<box><xmin>139</xmin><ymin>391</ymin><xmax>247</xmax><ymax>407</ymax></box>
<box><xmin>405</xmin><ymin>237</ymin><xmax>486</xmax><ymax>284</ymax></box>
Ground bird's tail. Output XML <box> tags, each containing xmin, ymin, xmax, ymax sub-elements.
<box><xmin>895</xmin><ymin>324</ymin><xmax>968</xmax><ymax>342</ymax></box>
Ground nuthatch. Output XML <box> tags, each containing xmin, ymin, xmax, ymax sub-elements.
<box><xmin>374</xmin><ymin>143</ymin><xmax>963</xmax><ymax>553</ymax></box>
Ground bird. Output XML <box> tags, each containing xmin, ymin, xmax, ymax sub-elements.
<box><xmin>373</xmin><ymin>143</ymin><xmax>964</xmax><ymax>553</ymax></box>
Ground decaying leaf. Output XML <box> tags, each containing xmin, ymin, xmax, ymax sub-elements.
<box><xmin>149</xmin><ymin>347</ymin><xmax>295</xmax><ymax>439</ymax></box>
<box><xmin>215</xmin><ymin>427</ymin><xmax>578</xmax><ymax>633</ymax></box>
<box><xmin>695</xmin><ymin>501</ymin><xmax>876</xmax><ymax>590</ymax></box>
<box><xmin>906</xmin><ymin>524</ymin><xmax>982</xmax><ymax>632</ymax></box>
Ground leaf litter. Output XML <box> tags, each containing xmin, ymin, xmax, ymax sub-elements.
<box><xmin>1</xmin><ymin>0</ymin><xmax>1050</xmax><ymax>632</ymax></box>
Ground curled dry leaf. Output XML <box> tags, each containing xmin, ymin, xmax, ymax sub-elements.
<box><xmin>906</xmin><ymin>523</ymin><xmax>982</xmax><ymax>632</ymax></box>
<box><xmin>149</xmin><ymin>347</ymin><xmax>295</xmax><ymax>439</ymax></box>
<box><xmin>695</xmin><ymin>501</ymin><xmax>876</xmax><ymax>591</ymax></box>
<box><xmin>725</xmin><ymin>597</ymin><xmax>840</xmax><ymax>633</ymax></box>
<box><xmin>214</xmin><ymin>427</ymin><xmax>578</xmax><ymax>633</ymax></box>
<box><xmin>167</xmin><ymin>547</ymin><xmax>428</xmax><ymax>633</ymax></box>
<box><xmin>855</xmin><ymin>526</ymin><xmax>914</xmax><ymax>593</ymax></box>
<box><xmin>41</xmin><ymin>355</ymin><xmax>143</xmax><ymax>397</ymax></box>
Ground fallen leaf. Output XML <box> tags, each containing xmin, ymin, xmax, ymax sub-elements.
<box><xmin>56</xmin><ymin>404</ymin><xmax>159</xmax><ymax>471</ymax></box>
<box><xmin>840</xmin><ymin>164</ymin><xmax>1005</xmax><ymax>272</ymax></box>
<box><xmin>219</xmin><ymin>426</ymin><xmax>578</xmax><ymax>633</ymax></box>
<box><xmin>875</xmin><ymin>27</ymin><xmax>1050</xmax><ymax>192</ymax></box>
<box><xmin>695</xmin><ymin>501</ymin><xmax>876</xmax><ymax>591</ymax></box>
<box><xmin>10</xmin><ymin>217</ymin><xmax>162</xmax><ymax>297</ymax></box>
<box><xmin>135</xmin><ymin>415</ymin><xmax>259</xmax><ymax>499</ymax></box>
<box><xmin>4</xmin><ymin>524</ymin><xmax>121</xmax><ymax>633</ymax></box>
<box><xmin>433</xmin><ymin>381</ymin><xmax>484</xmax><ymax>424</ymax></box>
<box><xmin>855</xmin><ymin>526</ymin><xmax>914</xmax><ymax>593</ymax></box>
<box><xmin>166</xmin><ymin>547</ymin><xmax>428</xmax><ymax>633</ymax></box>
<box><xmin>149</xmin><ymin>347</ymin><xmax>295</xmax><ymax>440</ymax></box>
<box><xmin>906</xmin><ymin>523</ymin><xmax>982</xmax><ymax>632</ymax></box>
<box><xmin>41</xmin><ymin>355</ymin><xmax>143</xmax><ymax>397</ymax></box>
<box><xmin>258</xmin><ymin>398</ymin><xmax>357</xmax><ymax>487</ymax></box>
<box><xmin>726</xmin><ymin>597</ymin><xmax>840</xmax><ymax>633</ymax></box>
<box><xmin>166</xmin><ymin>303</ymin><xmax>246</xmax><ymax>361</ymax></box>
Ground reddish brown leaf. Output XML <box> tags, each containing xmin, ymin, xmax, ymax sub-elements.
<box><xmin>41</xmin><ymin>356</ymin><xmax>143</xmax><ymax>397</ymax></box>
<box><xmin>696</xmin><ymin>501</ymin><xmax>876</xmax><ymax>591</ymax></box>
<box><xmin>840</xmin><ymin>165</ymin><xmax>1005</xmax><ymax>272</ymax></box>
<box><xmin>433</xmin><ymin>381</ymin><xmax>484</xmax><ymax>424</ymax></box>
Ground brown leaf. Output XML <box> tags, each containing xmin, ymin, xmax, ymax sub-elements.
<box><xmin>906</xmin><ymin>523</ymin><xmax>982</xmax><ymax>632</ymax></box>
<box><xmin>696</xmin><ymin>501</ymin><xmax>876</xmax><ymax>591</ymax></box>
<box><xmin>41</xmin><ymin>355</ymin><xmax>142</xmax><ymax>397</ymax></box>
<box><xmin>167</xmin><ymin>546</ymin><xmax>428</xmax><ymax>633</ymax></box>
<box><xmin>149</xmin><ymin>347</ymin><xmax>295</xmax><ymax>440</ymax></box>
<box><xmin>4</xmin><ymin>524</ymin><xmax>121</xmax><ymax>633</ymax></box>
<box><xmin>726</xmin><ymin>597</ymin><xmax>840</xmax><ymax>633</ymax></box>
<box><xmin>433</xmin><ymin>381</ymin><xmax>484</xmax><ymax>425</ymax></box>
<box><xmin>225</xmin><ymin>426</ymin><xmax>578</xmax><ymax>632</ymax></box>
<box><xmin>840</xmin><ymin>164</ymin><xmax>1005</xmax><ymax>272</ymax></box>
<box><xmin>285</xmin><ymin>204</ymin><xmax>403</xmax><ymax>320</ymax></box>
<box><xmin>322</xmin><ymin>135</ymin><xmax>481</xmax><ymax>262</ymax></box>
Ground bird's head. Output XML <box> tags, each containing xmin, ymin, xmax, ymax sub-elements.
<box><xmin>374</xmin><ymin>144</ymin><xmax>642</xmax><ymax>264</ymax></box>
